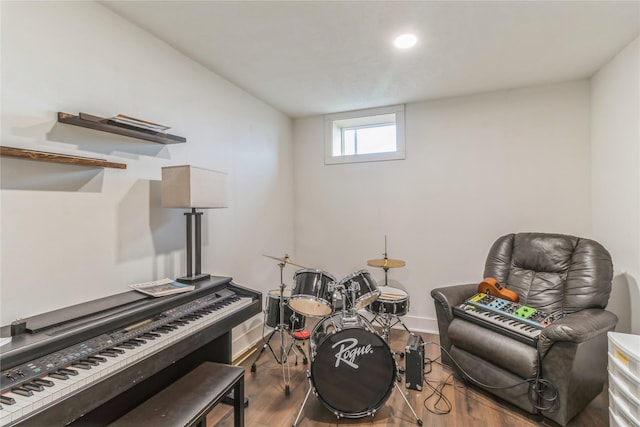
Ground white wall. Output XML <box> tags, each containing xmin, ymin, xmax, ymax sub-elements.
<box><xmin>2</xmin><ymin>2</ymin><xmax>635</xmax><ymax>357</ymax></box>
<box><xmin>293</xmin><ymin>81</ymin><xmax>592</xmax><ymax>332</ymax></box>
<box><xmin>591</xmin><ymin>36</ymin><xmax>640</xmax><ymax>334</ymax></box>
<box><xmin>0</xmin><ymin>1</ymin><xmax>295</xmax><ymax>354</ymax></box>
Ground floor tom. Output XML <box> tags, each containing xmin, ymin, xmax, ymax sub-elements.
<box><xmin>265</xmin><ymin>289</ymin><xmax>305</xmax><ymax>331</ymax></box>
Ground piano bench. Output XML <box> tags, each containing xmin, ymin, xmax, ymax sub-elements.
<box><xmin>108</xmin><ymin>362</ymin><xmax>244</xmax><ymax>427</ymax></box>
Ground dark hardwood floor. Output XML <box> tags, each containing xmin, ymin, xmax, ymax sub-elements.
<box><xmin>207</xmin><ymin>318</ymin><xmax>609</xmax><ymax>427</ymax></box>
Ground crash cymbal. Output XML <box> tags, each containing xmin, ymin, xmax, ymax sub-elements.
<box><xmin>262</xmin><ymin>254</ymin><xmax>306</xmax><ymax>268</ymax></box>
<box><xmin>367</xmin><ymin>258</ymin><xmax>406</xmax><ymax>269</ymax></box>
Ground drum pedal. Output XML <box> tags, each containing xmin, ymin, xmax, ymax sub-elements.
<box><xmin>405</xmin><ymin>334</ymin><xmax>424</xmax><ymax>391</ymax></box>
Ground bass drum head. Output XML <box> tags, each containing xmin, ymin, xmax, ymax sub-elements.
<box><xmin>310</xmin><ymin>321</ymin><xmax>396</xmax><ymax>418</ymax></box>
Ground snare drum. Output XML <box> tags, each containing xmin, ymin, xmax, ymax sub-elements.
<box><xmin>289</xmin><ymin>269</ymin><xmax>336</xmax><ymax>317</ymax></box>
<box><xmin>367</xmin><ymin>286</ymin><xmax>409</xmax><ymax>316</ymax></box>
<box><xmin>265</xmin><ymin>289</ymin><xmax>305</xmax><ymax>331</ymax></box>
<box><xmin>339</xmin><ymin>269</ymin><xmax>380</xmax><ymax>310</ymax></box>
<box><xmin>310</xmin><ymin>312</ymin><xmax>396</xmax><ymax>418</ymax></box>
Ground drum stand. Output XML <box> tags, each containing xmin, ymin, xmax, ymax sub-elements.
<box><xmin>250</xmin><ymin>260</ymin><xmax>307</xmax><ymax>396</ymax></box>
<box><xmin>292</xmin><ymin>284</ymin><xmax>423</xmax><ymax>427</ymax></box>
<box><xmin>372</xmin><ymin>311</ymin><xmax>413</xmax><ymax>342</ymax></box>
<box><xmin>371</xmin><ymin>255</ymin><xmax>415</xmax><ymax>378</ymax></box>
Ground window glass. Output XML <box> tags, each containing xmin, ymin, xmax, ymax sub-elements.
<box><xmin>325</xmin><ymin>105</ymin><xmax>405</xmax><ymax>164</ymax></box>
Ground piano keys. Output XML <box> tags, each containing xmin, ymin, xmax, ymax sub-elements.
<box><xmin>452</xmin><ymin>293</ymin><xmax>565</xmax><ymax>347</ymax></box>
<box><xmin>0</xmin><ymin>276</ymin><xmax>261</xmax><ymax>427</ymax></box>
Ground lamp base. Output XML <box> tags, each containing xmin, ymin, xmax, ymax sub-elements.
<box><xmin>176</xmin><ymin>273</ymin><xmax>211</xmax><ymax>284</ymax></box>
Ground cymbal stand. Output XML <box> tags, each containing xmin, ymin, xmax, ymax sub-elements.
<box><xmin>382</xmin><ymin>235</ymin><xmax>391</xmax><ymax>286</ymax></box>
<box><xmin>382</xmin><ymin>264</ymin><xmax>390</xmax><ymax>287</ymax></box>
<box><xmin>250</xmin><ymin>260</ymin><xmax>306</xmax><ymax>396</ymax></box>
<box><xmin>372</xmin><ymin>246</ymin><xmax>413</xmax><ymax>344</ymax></box>
<box><xmin>373</xmin><ymin>237</ymin><xmax>413</xmax><ymax>350</ymax></box>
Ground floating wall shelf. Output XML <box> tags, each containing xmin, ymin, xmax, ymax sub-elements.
<box><xmin>58</xmin><ymin>112</ymin><xmax>186</xmax><ymax>145</ymax></box>
<box><xmin>0</xmin><ymin>146</ymin><xmax>127</xmax><ymax>169</ymax></box>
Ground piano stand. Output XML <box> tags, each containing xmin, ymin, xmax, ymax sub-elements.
<box><xmin>108</xmin><ymin>362</ymin><xmax>245</xmax><ymax>427</ymax></box>
<box><xmin>0</xmin><ymin>277</ymin><xmax>261</xmax><ymax>427</ymax></box>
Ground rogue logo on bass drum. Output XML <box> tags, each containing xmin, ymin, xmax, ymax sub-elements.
<box><xmin>332</xmin><ymin>338</ymin><xmax>373</xmax><ymax>369</ymax></box>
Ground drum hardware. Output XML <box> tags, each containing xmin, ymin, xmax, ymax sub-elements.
<box><xmin>292</xmin><ymin>312</ymin><xmax>423</xmax><ymax>426</ymax></box>
<box><xmin>330</xmin><ymin>278</ymin><xmax>372</xmax><ymax>322</ymax></box>
<box><xmin>262</xmin><ymin>253</ymin><xmax>307</xmax><ymax>269</ymax></box>
<box><xmin>251</xmin><ymin>255</ymin><xmax>308</xmax><ymax>396</ymax></box>
<box><xmin>366</xmin><ymin>235</ymin><xmax>406</xmax><ymax>287</ymax></box>
<box><xmin>366</xmin><ymin>237</ymin><xmax>412</xmax><ymax>364</ymax></box>
<box><xmin>255</xmin><ymin>290</ymin><xmax>307</xmax><ymax>368</ymax></box>
<box><xmin>368</xmin><ymin>288</ymin><xmax>413</xmax><ymax>343</ymax></box>
<box><xmin>367</xmin><ymin>286</ymin><xmax>414</xmax><ymax>384</ymax></box>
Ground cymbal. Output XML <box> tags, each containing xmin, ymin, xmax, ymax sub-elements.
<box><xmin>262</xmin><ymin>254</ymin><xmax>306</xmax><ymax>268</ymax></box>
<box><xmin>367</xmin><ymin>258</ymin><xmax>406</xmax><ymax>269</ymax></box>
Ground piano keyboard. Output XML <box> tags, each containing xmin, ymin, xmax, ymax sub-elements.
<box><xmin>0</xmin><ymin>290</ymin><xmax>252</xmax><ymax>427</ymax></box>
<box><xmin>452</xmin><ymin>293</ymin><xmax>564</xmax><ymax>347</ymax></box>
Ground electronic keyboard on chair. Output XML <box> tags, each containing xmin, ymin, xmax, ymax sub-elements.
<box><xmin>452</xmin><ymin>293</ymin><xmax>564</xmax><ymax>347</ymax></box>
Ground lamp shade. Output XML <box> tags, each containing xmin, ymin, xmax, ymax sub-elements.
<box><xmin>161</xmin><ymin>165</ymin><xmax>228</xmax><ymax>209</ymax></box>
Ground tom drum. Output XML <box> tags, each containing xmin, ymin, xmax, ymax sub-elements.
<box><xmin>367</xmin><ymin>286</ymin><xmax>410</xmax><ymax>316</ymax></box>
<box><xmin>338</xmin><ymin>269</ymin><xmax>380</xmax><ymax>311</ymax></box>
<box><xmin>289</xmin><ymin>269</ymin><xmax>336</xmax><ymax>317</ymax></box>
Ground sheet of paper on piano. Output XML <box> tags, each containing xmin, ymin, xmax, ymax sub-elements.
<box><xmin>129</xmin><ymin>278</ymin><xmax>194</xmax><ymax>297</ymax></box>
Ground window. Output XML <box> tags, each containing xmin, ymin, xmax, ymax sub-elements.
<box><xmin>325</xmin><ymin>104</ymin><xmax>405</xmax><ymax>164</ymax></box>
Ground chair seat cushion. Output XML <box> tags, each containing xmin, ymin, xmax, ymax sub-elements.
<box><xmin>448</xmin><ymin>318</ymin><xmax>539</xmax><ymax>379</ymax></box>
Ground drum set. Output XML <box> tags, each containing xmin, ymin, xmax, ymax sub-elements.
<box><xmin>254</xmin><ymin>252</ymin><xmax>423</xmax><ymax>426</ymax></box>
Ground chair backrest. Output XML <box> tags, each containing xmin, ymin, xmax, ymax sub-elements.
<box><xmin>483</xmin><ymin>232</ymin><xmax>613</xmax><ymax>315</ymax></box>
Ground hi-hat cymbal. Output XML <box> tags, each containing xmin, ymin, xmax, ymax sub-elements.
<box><xmin>367</xmin><ymin>258</ymin><xmax>406</xmax><ymax>269</ymax></box>
<box><xmin>262</xmin><ymin>254</ymin><xmax>306</xmax><ymax>268</ymax></box>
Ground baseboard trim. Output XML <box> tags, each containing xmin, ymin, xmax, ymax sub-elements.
<box><xmin>232</xmin><ymin>344</ymin><xmax>258</xmax><ymax>366</ymax></box>
<box><xmin>230</xmin><ymin>313</ymin><xmax>439</xmax><ymax>361</ymax></box>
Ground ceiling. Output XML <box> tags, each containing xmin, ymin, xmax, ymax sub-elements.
<box><xmin>101</xmin><ymin>1</ymin><xmax>640</xmax><ymax>118</ymax></box>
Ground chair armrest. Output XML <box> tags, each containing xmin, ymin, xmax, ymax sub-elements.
<box><xmin>430</xmin><ymin>283</ymin><xmax>477</xmax><ymax>367</ymax></box>
<box><xmin>431</xmin><ymin>283</ymin><xmax>477</xmax><ymax>321</ymax></box>
<box><xmin>537</xmin><ymin>308</ymin><xmax>618</xmax><ymax>357</ymax></box>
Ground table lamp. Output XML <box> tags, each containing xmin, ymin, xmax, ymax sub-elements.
<box><xmin>161</xmin><ymin>165</ymin><xmax>228</xmax><ymax>283</ymax></box>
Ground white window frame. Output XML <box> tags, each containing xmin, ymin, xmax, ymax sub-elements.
<box><xmin>324</xmin><ymin>104</ymin><xmax>406</xmax><ymax>165</ymax></box>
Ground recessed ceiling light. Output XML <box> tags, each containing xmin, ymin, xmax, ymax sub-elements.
<box><xmin>393</xmin><ymin>34</ymin><xmax>417</xmax><ymax>49</ymax></box>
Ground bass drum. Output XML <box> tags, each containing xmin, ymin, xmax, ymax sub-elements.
<box><xmin>310</xmin><ymin>313</ymin><xmax>396</xmax><ymax>418</ymax></box>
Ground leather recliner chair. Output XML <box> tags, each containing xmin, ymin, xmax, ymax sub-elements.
<box><xmin>431</xmin><ymin>232</ymin><xmax>617</xmax><ymax>426</ymax></box>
